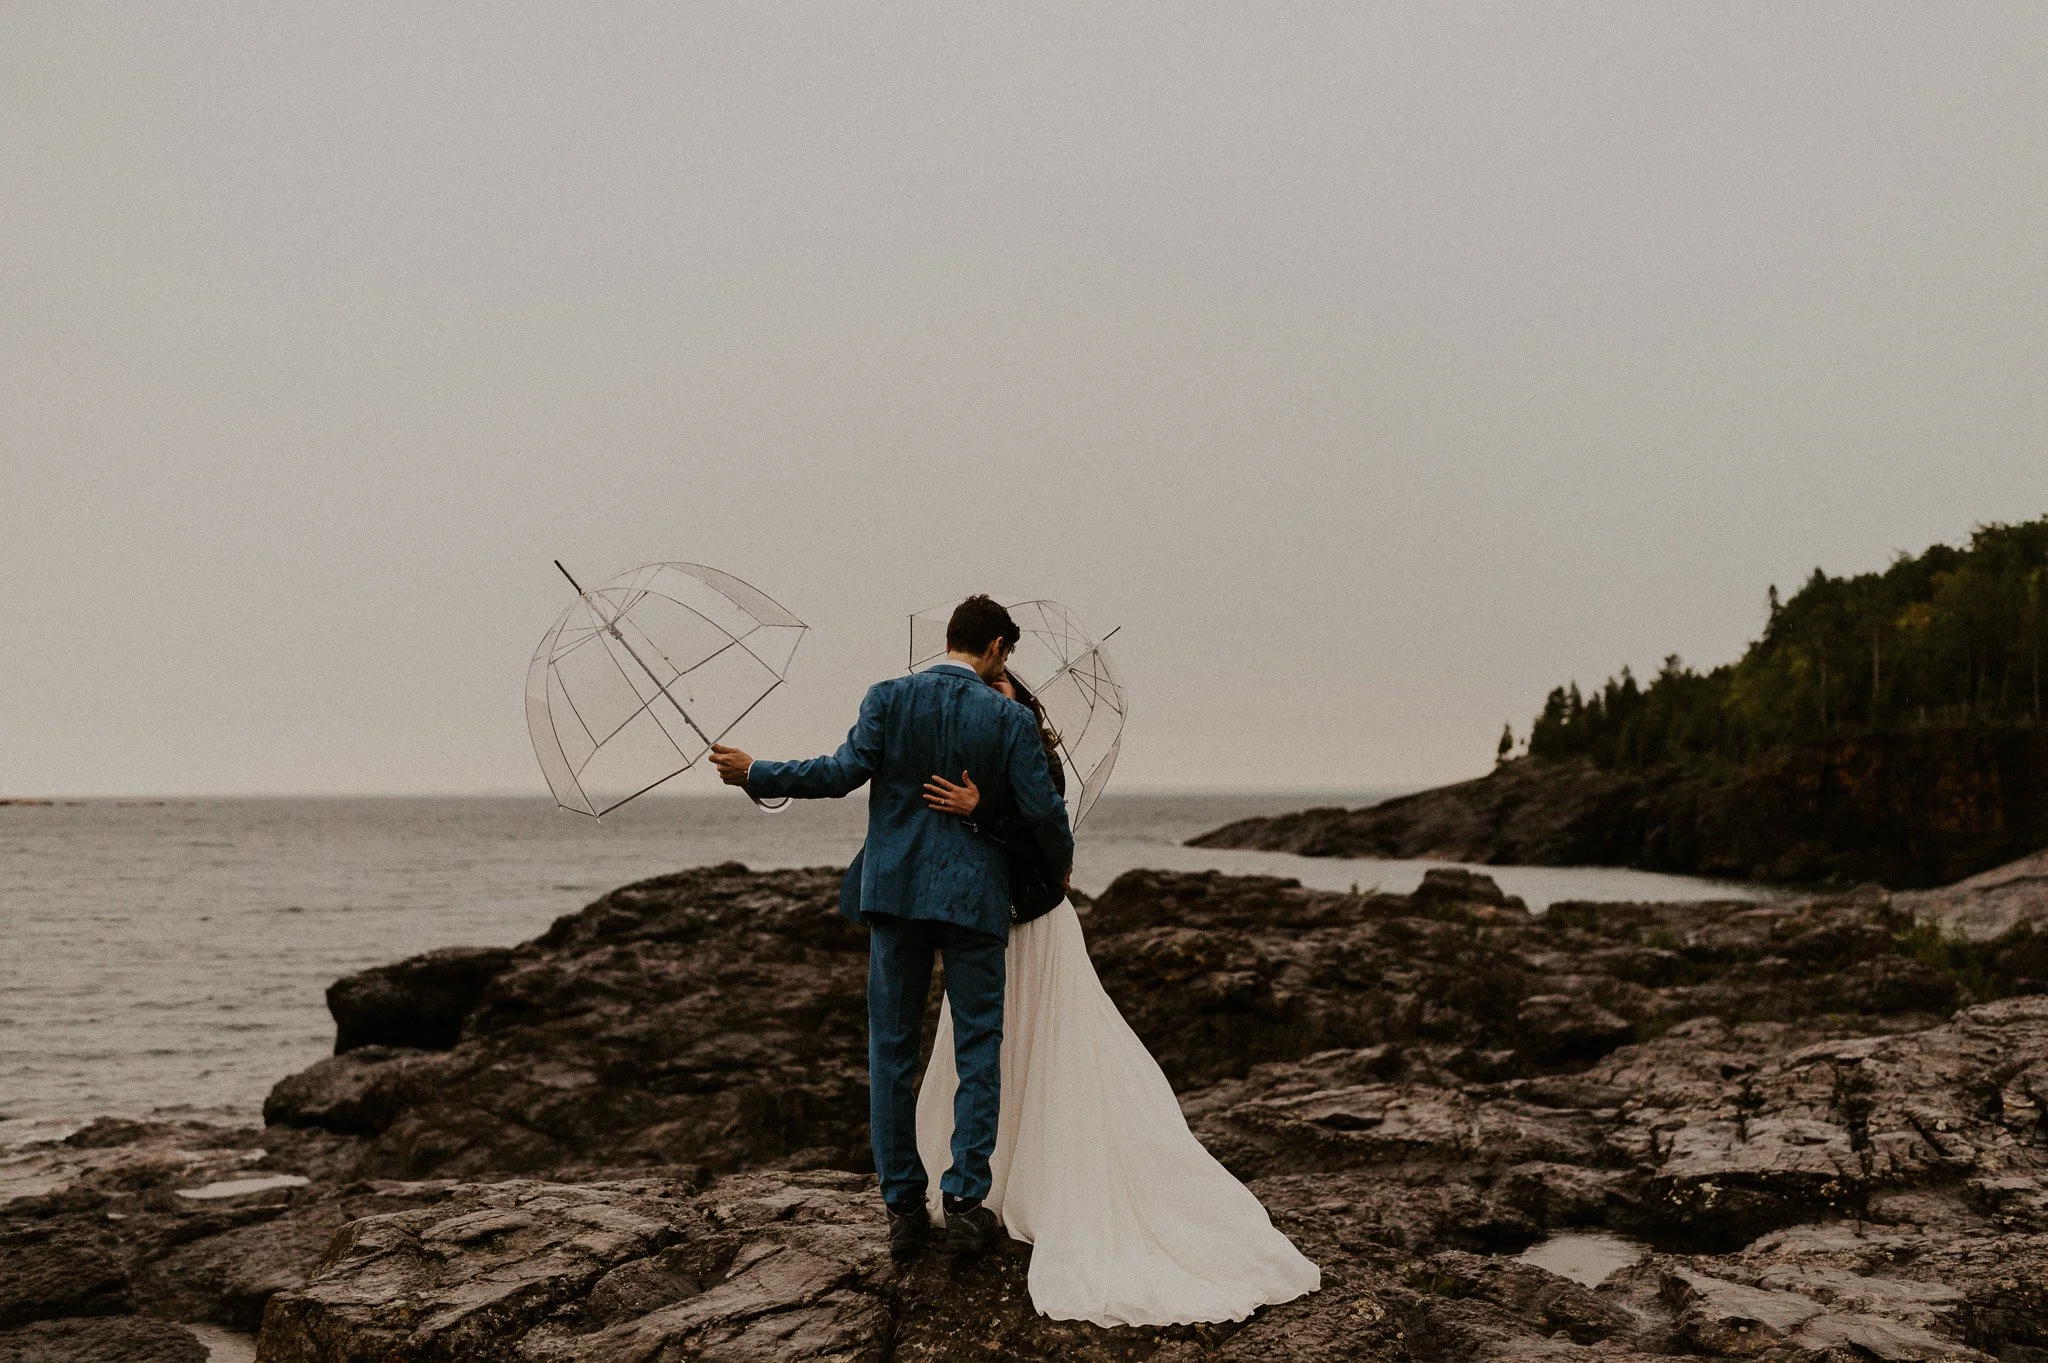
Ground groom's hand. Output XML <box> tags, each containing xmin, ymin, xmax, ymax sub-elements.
<box><xmin>709</xmin><ymin>744</ymin><xmax>753</xmax><ymax>787</ymax></box>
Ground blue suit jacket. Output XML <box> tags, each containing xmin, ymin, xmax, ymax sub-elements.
<box><xmin>747</xmin><ymin>663</ymin><xmax>1073</xmax><ymax>942</ymax></box>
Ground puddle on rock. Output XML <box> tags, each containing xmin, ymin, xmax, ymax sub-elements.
<box><xmin>1516</xmin><ymin>1231</ymin><xmax>1646</xmax><ymax>1287</ymax></box>
<box><xmin>175</xmin><ymin>1173</ymin><xmax>309</xmax><ymax>1201</ymax></box>
<box><xmin>185</xmin><ymin>1323</ymin><xmax>257</xmax><ymax>1362</ymax></box>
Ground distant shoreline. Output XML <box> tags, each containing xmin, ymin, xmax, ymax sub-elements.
<box><xmin>0</xmin><ymin>786</ymin><xmax>1426</xmax><ymax>806</ymax></box>
<box><xmin>1192</xmin><ymin>727</ymin><xmax>2048</xmax><ymax>890</ymax></box>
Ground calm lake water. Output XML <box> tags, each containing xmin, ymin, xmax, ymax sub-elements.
<box><xmin>0</xmin><ymin>793</ymin><xmax>1771</xmax><ymax>1142</ymax></box>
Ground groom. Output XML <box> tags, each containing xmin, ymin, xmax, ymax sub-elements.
<box><xmin>709</xmin><ymin>595</ymin><xmax>1073</xmax><ymax>1264</ymax></box>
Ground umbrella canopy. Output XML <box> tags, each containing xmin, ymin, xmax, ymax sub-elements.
<box><xmin>527</xmin><ymin>561</ymin><xmax>807</xmax><ymax>816</ymax></box>
<box><xmin>909</xmin><ymin>598</ymin><xmax>1126</xmax><ymax>828</ymax></box>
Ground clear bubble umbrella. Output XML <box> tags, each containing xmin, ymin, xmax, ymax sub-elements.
<box><xmin>527</xmin><ymin>561</ymin><xmax>807</xmax><ymax>817</ymax></box>
<box><xmin>909</xmin><ymin>599</ymin><xmax>1126</xmax><ymax>828</ymax></box>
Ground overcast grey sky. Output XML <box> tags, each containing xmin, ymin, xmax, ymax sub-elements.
<box><xmin>3</xmin><ymin>3</ymin><xmax>2043</xmax><ymax>797</ymax></box>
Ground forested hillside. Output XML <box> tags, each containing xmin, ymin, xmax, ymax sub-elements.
<box><xmin>1527</xmin><ymin>517</ymin><xmax>2048</xmax><ymax>770</ymax></box>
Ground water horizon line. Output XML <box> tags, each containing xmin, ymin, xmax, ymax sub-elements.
<box><xmin>1</xmin><ymin>782</ymin><xmax>1433</xmax><ymax>805</ymax></box>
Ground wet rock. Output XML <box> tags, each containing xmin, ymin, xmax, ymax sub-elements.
<box><xmin>145</xmin><ymin>1201</ymin><xmax>362</xmax><ymax>1331</ymax></box>
<box><xmin>1513</xmin><ymin>994</ymin><xmax>1635</xmax><ymax>1065</ymax></box>
<box><xmin>1663</xmin><ymin>1268</ymin><xmax>1991</xmax><ymax>1360</ymax></box>
<box><xmin>0</xmin><ymin>1316</ymin><xmax>206</xmax><ymax>1363</ymax></box>
<box><xmin>260</xmin><ymin>861</ymin><xmax>2045</xmax><ymax>1183</ymax></box>
<box><xmin>0</xmin><ymin>1120</ymin><xmax>460</xmax><ymax>1336</ymax></box>
<box><xmin>261</xmin><ymin>1168</ymin><xmax>1413</xmax><ymax>1363</ymax></box>
<box><xmin>1410</xmin><ymin>868</ymin><xmax>1529</xmax><ymax>916</ymax></box>
<box><xmin>1750</xmin><ymin>1260</ymin><xmax>1969</xmax><ymax>1344</ymax></box>
<box><xmin>1969</xmin><ymin>1173</ymin><xmax>2048</xmax><ymax>1232</ymax></box>
<box><xmin>0</xmin><ymin>1227</ymin><xmax>131</xmax><ymax>1327</ymax></box>
<box><xmin>1083</xmin><ymin>873</ymin><xmax>1549</xmax><ymax>1089</ymax></box>
<box><xmin>258</xmin><ymin>1173</ymin><xmax>887</xmax><ymax>1362</ymax></box>
<box><xmin>23</xmin><ymin>863</ymin><xmax>2048</xmax><ymax>1362</ymax></box>
<box><xmin>1484</xmin><ymin>1164</ymin><xmax>1640</xmax><ymax>1231</ymax></box>
<box><xmin>136</xmin><ymin>1178</ymin><xmax>461</xmax><ymax>1331</ymax></box>
<box><xmin>261</xmin><ymin>1046</ymin><xmax>439</xmax><ymax>1135</ymax></box>
<box><xmin>263</xmin><ymin>865</ymin><xmax>874</xmax><ymax>1179</ymax></box>
<box><xmin>1192</xmin><ymin>1068</ymin><xmax>1600</xmax><ymax>1190</ymax></box>
<box><xmin>1405</xmin><ymin>1250</ymin><xmax>1635</xmax><ymax>1342</ymax></box>
<box><xmin>1792</xmin><ymin>1312</ymin><xmax>1988</xmax><ymax>1361</ymax></box>
<box><xmin>60</xmin><ymin>1118</ymin><xmax>187</xmax><ymax>1152</ymax></box>
<box><xmin>1895</xmin><ymin>846</ymin><xmax>2048</xmax><ymax>941</ymax></box>
<box><xmin>1611</xmin><ymin>1000</ymin><xmax>2048</xmax><ymax>1245</ymax></box>
<box><xmin>1395</xmin><ymin>1285</ymin><xmax>1665</xmax><ymax>1361</ymax></box>
<box><xmin>328</xmin><ymin>945</ymin><xmax>515</xmax><ymax>1053</ymax></box>
<box><xmin>2</xmin><ymin>1119</ymin><xmax>274</xmax><ymax>1208</ymax></box>
<box><xmin>1664</xmin><ymin>1268</ymin><xmax>1827</xmax><ymax>1352</ymax></box>
<box><xmin>1188</xmin><ymin>988</ymin><xmax>2048</xmax><ymax>1357</ymax></box>
<box><xmin>1731</xmin><ymin>1206</ymin><xmax>2048</xmax><ymax>1361</ymax></box>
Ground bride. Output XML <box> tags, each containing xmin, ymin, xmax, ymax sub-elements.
<box><xmin>911</xmin><ymin>668</ymin><xmax>1320</xmax><ymax>1328</ymax></box>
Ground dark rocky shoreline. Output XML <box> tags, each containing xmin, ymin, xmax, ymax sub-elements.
<box><xmin>5</xmin><ymin>860</ymin><xmax>2048</xmax><ymax>1360</ymax></box>
<box><xmin>1192</xmin><ymin>728</ymin><xmax>2048</xmax><ymax>890</ymax></box>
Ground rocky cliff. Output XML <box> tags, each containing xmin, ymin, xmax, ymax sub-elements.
<box><xmin>5</xmin><ymin>861</ymin><xmax>2048</xmax><ymax>1361</ymax></box>
<box><xmin>1193</xmin><ymin>726</ymin><xmax>2048</xmax><ymax>889</ymax></box>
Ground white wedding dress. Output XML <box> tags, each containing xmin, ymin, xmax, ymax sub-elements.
<box><xmin>915</xmin><ymin>900</ymin><xmax>1321</xmax><ymax>1327</ymax></box>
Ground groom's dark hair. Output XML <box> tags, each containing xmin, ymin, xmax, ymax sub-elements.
<box><xmin>946</xmin><ymin>595</ymin><xmax>1020</xmax><ymax>655</ymax></box>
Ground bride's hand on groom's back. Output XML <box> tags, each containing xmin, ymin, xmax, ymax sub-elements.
<box><xmin>923</xmin><ymin>771</ymin><xmax>980</xmax><ymax>816</ymax></box>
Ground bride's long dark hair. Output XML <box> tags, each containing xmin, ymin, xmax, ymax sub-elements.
<box><xmin>1003</xmin><ymin>670</ymin><xmax>1067</xmax><ymax>794</ymax></box>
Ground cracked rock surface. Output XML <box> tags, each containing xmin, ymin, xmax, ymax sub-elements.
<box><xmin>6</xmin><ymin>862</ymin><xmax>2047</xmax><ymax>1359</ymax></box>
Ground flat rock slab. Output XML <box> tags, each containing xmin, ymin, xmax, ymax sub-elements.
<box><xmin>0</xmin><ymin>1317</ymin><xmax>206</xmax><ymax>1363</ymax></box>
<box><xmin>259</xmin><ymin>1173</ymin><xmax>892</xmax><ymax>1363</ymax></box>
<box><xmin>258</xmin><ymin>1171</ymin><xmax>1409</xmax><ymax>1363</ymax></box>
<box><xmin>0</xmin><ymin>1229</ymin><xmax>131</xmax><ymax>1328</ymax></box>
<box><xmin>1666</xmin><ymin>1268</ymin><xmax>1992</xmax><ymax>1361</ymax></box>
<box><xmin>1896</xmin><ymin>847</ymin><xmax>2048</xmax><ymax>941</ymax></box>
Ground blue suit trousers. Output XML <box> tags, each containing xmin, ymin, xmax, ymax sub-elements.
<box><xmin>865</xmin><ymin>913</ymin><xmax>1005</xmax><ymax>1212</ymax></box>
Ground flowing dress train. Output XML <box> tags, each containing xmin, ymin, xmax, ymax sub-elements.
<box><xmin>915</xmin><ymin>900</ymin><xmax>1320</xmax><ymax>1327</ymax></box>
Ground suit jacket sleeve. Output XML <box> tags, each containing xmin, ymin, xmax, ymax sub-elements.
<box><xmin>1002</xmin><ymin>710</ymin><xmax>1074</xmax><ymax>874</ymax></box>
<box><xmin>747</xmin><ymin>684</ymin><xmax>885</xmax><ymax>800</ymax></box>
